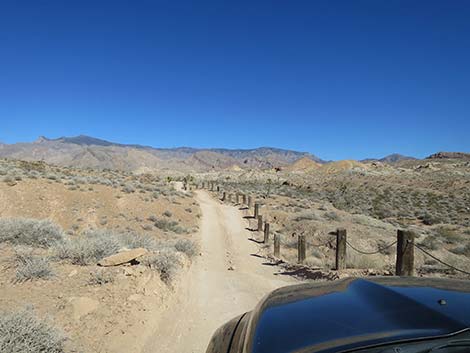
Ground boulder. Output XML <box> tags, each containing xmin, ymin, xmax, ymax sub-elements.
<box><xmin>98</xmin><ymin>248</ymin><xmax>148</xmax><ymax>267</ymax></box>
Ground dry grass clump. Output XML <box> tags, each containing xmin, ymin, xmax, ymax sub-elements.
<box><xmin>0</xmin><ymin>308</ymin><xmax>66</xmax><ymax>353</ymax></box>
<box><xmin>174</xmin><ymin>238</ymin><xmax>199</xmax><ymax>258</ymax></box>
<box><xmin>140</xmin><ymin>248</ymin><xmax>184</xmax><ymax>283</ymax></box>
<box><xmin>154</xmin><ymin>219</ymin><xmax>187</xmax><ymax>234</ymax></box>
<box><xmin>13</xmin><ymin>247</ymin><xmax>55</xmax><ymax>283</ymax></box>
<box><xmin>0</xmin><ymin>218</ymin><xmax>64</xmax><ymax>248</ymax></box>
<box><xmin>346</xmin><ymin>252</ymin><xmax>384</xmax><ymax>270</ymax></box>
<box><xmin>54</xmin><ymin>230</ymin><xmax>121</xmax><ymax>265</ymax></box>
<box><xmin>88</xmin><ymin>269</ymin><xmax>115</xmax><ymax>285</ymax></box>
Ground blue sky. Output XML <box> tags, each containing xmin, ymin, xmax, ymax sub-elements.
<box><xmin>0</xmin><ymin>0</ymin><xmax>469</xmax><ymax>160</ymax></box>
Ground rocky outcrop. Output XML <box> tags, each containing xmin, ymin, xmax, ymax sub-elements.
<box><xmin>427</xmin><ymin>152</ymin><xmax>470</xmax><ymax>160</ymax></box>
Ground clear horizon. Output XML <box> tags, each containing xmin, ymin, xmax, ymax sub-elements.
<box><xmin>1</xmin><ymin>1</ymin><xmax>469</xmax><ymax>160</ymax></box>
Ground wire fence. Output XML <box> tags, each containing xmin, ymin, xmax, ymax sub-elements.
<box><xmin>345</xmin><ymin>240</ymin><xmax>397</xmax><ymax>255</ymax></box>
<box><xmin>413</xmin><ymin>243</ymin><xmax>470</xmax><ymax>276</ymax></box>
<box><xmin>207</xmin><ymin>182</ymin><xmax>470</xmax><ymax>277</ymax></box>
<box><xmin>345</xmin><ymin>237</ymin><xmax>470</xmax><ymax>276</ymax></box>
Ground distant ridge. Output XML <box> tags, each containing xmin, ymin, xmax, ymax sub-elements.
<box><xmin>362</xmin><ymin>153</ymin><xmax>416</xmax><ymax>164</ymax></box>
<box><xmin>0</xmin><ymin>135</ymin><xmax>325</xmax><ymax>172</ymax></box>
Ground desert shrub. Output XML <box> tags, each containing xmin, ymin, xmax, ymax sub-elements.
<box><xmin>54</xmin><ymin>230</ymin><xmax>121</xmax><ymax>265</ymax></box>
<box><xmin>346</xmin><ymin>252</ymin><xmax>383</xmax><ymax>269</ymax></box>
<box><xmin>141</xmin><ymin>248</ymin><xmax>183</xmax><ymax>283</ymax></box>
<box><xmin>154</xmin><ymin>219</ymin><xmax>186</xmax><ymax>234</ymax></box>
<box><xmin>13</xmin><ymin>247</ymin><xmax>54</xmax><ymax>283</ymax></box>
<box><xmin>434</xmin><ymin>226</ymin><xmax>462</xmax><ymax>244</ymax></box>
<box><xmin>304</xmin><ymin>256</ymin><xmax>322</xmax><ymax>268</ymax></box>
<box><xmin>292</xmin><ymin>212</ymin><xmax>320</xmax><ymax>222</ymax></box>
<box><xmin>420</xmin><ymin>212</ymin><xmax>443</xmax><ymax>225</ymax></box>
<box><xmin>162</xmin><ymin>210</ymin><xmax>173</xmax><ymax>217</ymax></box>
<box><xmin>117</xmin><ymin>232</ymin><xmax>158</xmax><ymax>251</ymax></box>
<box><xmin>54</xmin><ymin>230</ymin><xmax>163</xmax><ymax>265</ymax></box>
<box><xmin>122</xmin><ymin>184</ymin><xmax>135</xmax><ymax>193</ymax></box>
<box><xmin>88</xmin><ymin>269</ymin><xmax>115</xmax><ymax>285</ymax></box>
<box><xmin>324</xmin><ymin>211</ymin><xmax>341</xmax><ymax>222</ymax></box>
<box><xmin>147</xmin><ymin>215</ymin><xmax>158</xmax><ymax>222</ymax></box>
<box><xmin>449</xmin><ymin>244</ymin><xmax>470</xmax><ymax>257</ymax></box>
<box><xmin>141</xmin><ymin>224</ymin><xmax>153</xmax><ymax>231</ymax></box>
<box><xmin>0</xmin><ymin>308</ymin><xmax>66</xmax><ymax>353</ymax></box>
<box><xmin>0</xmin><ymin>218</ymin><xmax>64</xmax><ymax>248</ymax></box>
<box><xmin>174</xmin><ymin>239</ymin><xmax>198</xmax><ymax>258</ymax></box>
<box><xmin>2</xmin><ymin>175</ymin><xmax>14</xmax><ymax>183</ymax></box>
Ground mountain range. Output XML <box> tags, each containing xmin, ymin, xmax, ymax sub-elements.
<box><xmin>0</xmin><ymin>135</ymin><xmax>323</xmax><ymax>172</ymax></box>
<box><xmin>0</xmin><ymin>135</ymin><xmax>467</xmax><ymax>172</ymax></box>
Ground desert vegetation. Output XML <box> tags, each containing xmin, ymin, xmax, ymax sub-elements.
<box><xmin>203</xmin><ymin>157</ymin><xmax>470</xmax><ymax>277</ymax></box>
<box><xmin>0</xmin><ymin>158</ymin><xmax>200</xmax><ymax>352</ymax></box>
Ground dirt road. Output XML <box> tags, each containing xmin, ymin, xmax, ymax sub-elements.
<box><xmin>143</xmin><ymin>190</ymin><xmax>296</xmax><ymax>353</ymax></box>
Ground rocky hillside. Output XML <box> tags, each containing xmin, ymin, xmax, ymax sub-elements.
<box><xmin>427</xmin><ymin>152</ymin><xmax>470</xmax><ymax>160</ymax></box>
<box><xmin>0</xmin><ymin>135</ymin><xmax>324</xmax><ymax>172</ymax></box>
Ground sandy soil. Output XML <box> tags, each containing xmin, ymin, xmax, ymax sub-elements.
<box><xmin>142</xmin><ymin>190</ymin><xmax>296</xmax><ymax>353</ymax></box>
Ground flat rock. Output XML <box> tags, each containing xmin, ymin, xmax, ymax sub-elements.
<box><xmin>98</xmin><ymin>248</ymin><xmax>148</xmax><ymax>267</ymax></box>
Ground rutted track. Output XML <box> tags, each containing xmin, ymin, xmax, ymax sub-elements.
<box><xmin>143</xmin><ymin>190</ymin><xmax>295</xmax><ymax>353</ymax></box>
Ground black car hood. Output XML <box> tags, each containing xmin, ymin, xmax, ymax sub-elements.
<box><xmin>243</xmin><ymin>277</ymin><xmax>470</xmax><ymax>353</ymax></box>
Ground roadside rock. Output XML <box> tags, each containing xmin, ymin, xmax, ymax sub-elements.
<box><xmin>98</xmin><ymin>248</ymin><xmax>149</xmax><ymax>267</ymax></box>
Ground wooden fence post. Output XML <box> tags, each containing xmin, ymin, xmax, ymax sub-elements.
<box><xmin>242</xmin><ymin>194</ymin><xmax>246</xmax><ymax>205</ymax></box>
<box><xmin>222</xmin><ymin>192</ymin><xmax>226</xmax><ymax>201</ymax></box>
<box><xmin>396</xmin><ymin>230</ymin><xmax>415</xmax><ymax>276</ymax></box>
<box><xmin>263</xmin><ymin>222</ymin><xmax>270</xmax><ymax>243</ymax></box>
<box><xmin>217</xmin><ymin>186</ymin><xmax>220</xmax><ymax>192</ymax></box>
<box><xmin>247</xmin><ymin>196</ymin><xmax>252</xmax><ymax>208</ymax></box>
<box><xmin>274</xmin><ymin>233</ymin><xmax>280</xmax><ymax>257</ymax></box>
<box><xmin>254</xmin><ymin>203</ymin><xmax>259</xmax><ymax>218</ymax></box>
<box><xmin>298</xmin><ymin>235</ymin><xmax>306</xmax><ymax>263</ymax></box>
<box><xmin>235</xmin><ymin>193</ymin><xmax>240</xmax><ymax>204</ymax></box>
<box><xmin>335</xmin><ymin>228</ymin><xmax>347</xmax><ymax>270</ymax></box>
<box><xmin>257</xmin><ymin>215</ymin><xmax>263</xmax><ymax>231</ymax></box>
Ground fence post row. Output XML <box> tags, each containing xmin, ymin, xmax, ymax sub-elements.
<box><xmin>274</xmin><ymin>233</ymin><xmax>281</xmax><ymax>258</ymax></box>
<box><xmin>396</xmin><ymin>230</ymin><xmax>415</xmax><ymax>276</ymax></box>
<box><xmin>298</xmin><ymin>235</ymin><xmax>306</xmax><ymax>264</ymax></box>
<box><xmin>204</xmin><ymin>188</ymin><xmax>420</xmax><ymax>277</ymax></box>
<box><xmin>264</xmin><ymin>222</ymin><xmax>270</xmax><ymax>243</ymax></box>
<box><xmin>335</xmin><ymin>228</ymin><xmax>347</xmax><ymax>270</ymax></box>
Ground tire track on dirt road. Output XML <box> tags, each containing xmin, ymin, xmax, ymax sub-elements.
<box><xmin>142</xmin><ymin>190</ymin><xmax>296</xmax><ymax>353</ymax></box>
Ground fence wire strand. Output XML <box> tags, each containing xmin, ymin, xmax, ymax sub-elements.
<box><xmin>345</xmin><ymin>240</ymin><xmax>398</xmax><ymax>255</ymax></box>
<box><xmin>413</xmin><ymin>243</ymin><xmax>470</xmax><ymax>276</ymax></box>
